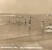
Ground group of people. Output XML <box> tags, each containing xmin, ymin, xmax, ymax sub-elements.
<box><xmin>8</xmin><ymin>17</ymin><xmax>32</xmax><ymax>25</ymax></box>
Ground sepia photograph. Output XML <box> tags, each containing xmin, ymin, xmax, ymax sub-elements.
<box><xmin>0</xmin><ymin>0</ymin><xmax>52</xmax><ymax>50</ymax></box>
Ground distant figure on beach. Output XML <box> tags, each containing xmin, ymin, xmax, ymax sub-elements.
<box><xmin>41</xmin><ymin>20</ymin><xmax>44</xmax><ymax>27</ymax></box>
<box><xmin>41</xmin><ymin>20</ymin><xmax>45</xmax><ymax>31</ymax></box>
<box><xmin>28</xmin><ymin>17</ymin><xmax>31</xmax><ymax>31</ymax></box>
<box><xmin>25</xmin><ymin>18</ymin><xmax>26</xmax><ymax>25</ymax></box>
<box><xmin>28</xmin><ymin>17</ymin><xmax>31</xmax><ymax>25</ymax></box>
<box><xmin>9</xmin><ymin>20</ymin><xmax>10</xmax><ymax>23</ymax></box>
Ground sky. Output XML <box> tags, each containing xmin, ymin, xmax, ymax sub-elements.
<box><xmin>0</xmin><ymin>0</ymin><xmax>52</xmax><ymax>14</ymax></box>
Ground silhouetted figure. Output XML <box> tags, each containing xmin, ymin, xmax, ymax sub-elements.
<box><xmin>25</xmin><ymin>18</ymin><xmax>26</xmax><ymax>25</ymax></box>
<box><xmin>28</xmin><ymin>17</ymin><xmax>31</xmax><ymax>24</ymax></box>
<box><xmin>28</xmin><ymin>17</ymin><xmax>32</xmax><ymax>41</ymax></box>
<box><xmin>41</xmin><ymin>20</ymin><xmax>44</xmax><ymax>29</ymax></box>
